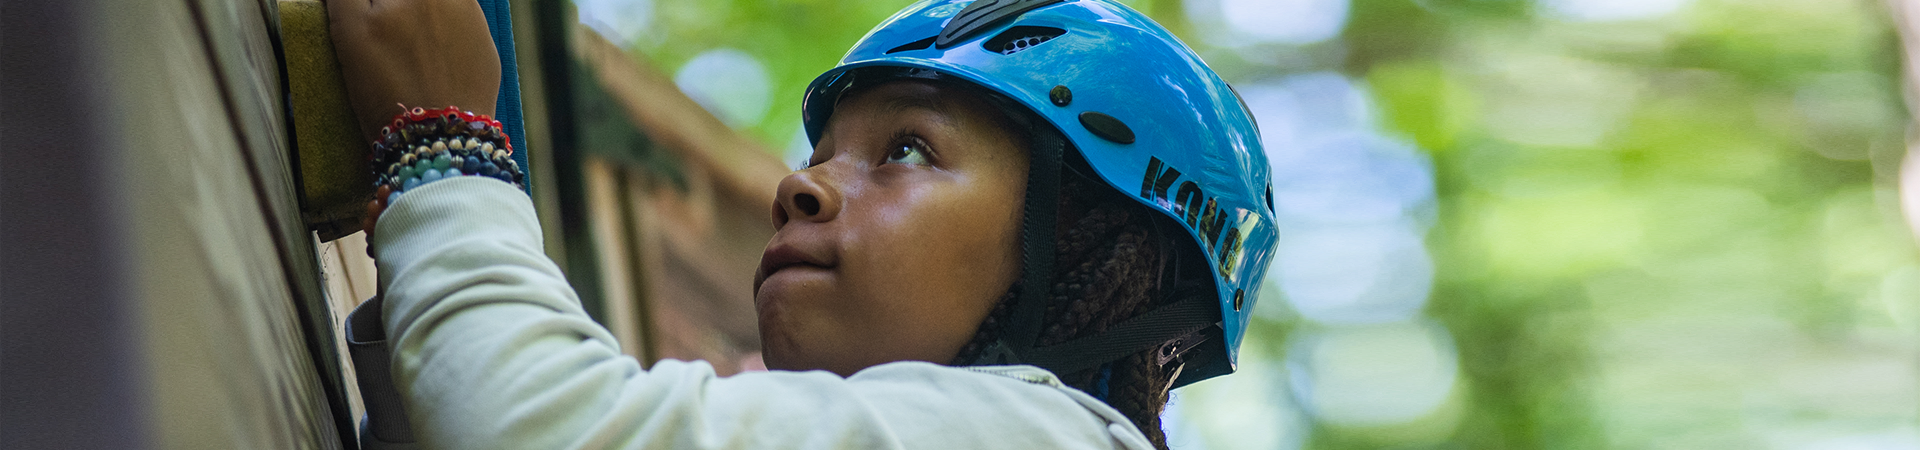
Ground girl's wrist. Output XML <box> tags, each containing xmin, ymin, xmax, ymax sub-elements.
<box><xmin>360</xmin><ymin>105</ymin><xmax>524</xmax><ymax>252</ymax></box>
<box><xmin>372</xmin><ymin>105</ymin><xmax>522</xmax><ymax>195</ymax></box>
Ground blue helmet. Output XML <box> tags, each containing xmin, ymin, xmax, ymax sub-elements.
<box><xmin>802</xmin><ymin>0</ymin><xmax>1277</xmax><ymax>387</ymax></box>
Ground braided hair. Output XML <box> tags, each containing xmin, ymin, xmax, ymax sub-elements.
<box><xmin>950</xmin><ymin>173</ymin><xmax>1185</xmax><ymax>449</ymax></box>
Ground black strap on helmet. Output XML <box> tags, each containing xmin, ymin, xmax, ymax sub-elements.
<box><xmin>1016</xmin><ymin>293</ymin><xmax>1216</xmax><ymax>374</ymax></box>
<box><xmin>943</xmin><ymin>0</ymin><xmax>1221</xmax><ymax>381</ymax></box>
<box><xmin>968</xmin><ymin>127</ymin><xmax>1221</xmax><ymax>378</ymax></box>
<box><xmin>937</xmin><ymin>0</ymin><xmax>1065</xmax><ymax>49</ymax></box>
<box><xmin>975</xmin><ymin>117</ymin><xmax>1066</xmax><ymax>367</ymax></box>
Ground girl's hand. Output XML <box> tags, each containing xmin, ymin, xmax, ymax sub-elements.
<box><xmin>330</xmin><ymin>0</ymin><xmax>501</xmax><ymax>244</ymax></box>
<box><xmin>328</xmin><ymin>0</ymin><xmax>501</xmax><ymax>142</ymax></box>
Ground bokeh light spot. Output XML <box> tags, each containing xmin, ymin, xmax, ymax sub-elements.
<box><xmin>1288</xmin><ymin>320</ymin><xmax>1460</xmax><ymax>426</ymax></box>
<box><xmin>1190</xmin><ymin>0</ymin><xmax>1351</xmax><ymax>45</ymax></box>
<box><xmin>1542</xmin><ymin>0</ymin><xmax>1689</xmax><ymax>22</ymax></box>
<box><xmin>574</xmin><ymin>0</ymin><xmax>654</xmax><ymax>45</ymax></box>
<box><xmin>1166</xmin><ymin>360</ymin><xmax>1309</xmax><ymax>450</ymax></box>
<box><xmin>1276</xmin><ymin>221</ymin><xmax>1434</xmax><ymax>324</ymax></box>
<box><xmin>673</xmin><ymin>48</ymin><xmax>773</xmax><ymax>130</ymax></box>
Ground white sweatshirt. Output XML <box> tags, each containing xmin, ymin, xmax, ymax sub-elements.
<box><xmin>369</xmin><ymin>177</ymin><xmax>1153</xmax><ymax>450</ymax></box>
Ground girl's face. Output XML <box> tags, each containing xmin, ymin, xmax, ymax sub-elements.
<box><xmin>754</xmin><ymin>80</ymin><xmax>1030</xmax><ymax>376</ymax></box>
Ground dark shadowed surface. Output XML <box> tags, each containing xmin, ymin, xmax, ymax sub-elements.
<box><xmin>0</xmin><ymin>0</ymin><xmax>145</xmax><ymax>448</ymax></box>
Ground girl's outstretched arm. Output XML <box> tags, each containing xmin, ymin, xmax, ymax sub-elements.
<box><xmin>371</xmin><ymin>177</ymin><xmax>1146</xmax><ymax>450</ymax></box>
<box><xmin>336</xmin><ymin>0</ymin><xmax>1148</xmax><ymax>447</ymax></box>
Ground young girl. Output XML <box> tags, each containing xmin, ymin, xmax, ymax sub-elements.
<box><xmin>330</xmin><ymin>0</ymin><xmax>1277</xmax><ymax>448</ymax></box>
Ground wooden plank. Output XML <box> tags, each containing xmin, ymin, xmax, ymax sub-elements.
<box><xmin>97</xmin><ymin>0</ymin><xmax>346</xmax><ymax>447</ymax></box>
<box><xmin>642</xmin><ymin>167</ymin><xmax>766</xmax><ymax>358</ymax></box>
<box><xmin>509</xmin><ymin>0</ymin><xmax>571</xmax><ymax>264</ymax></box>
<box><xmin>193</xmin><ymin>0</ymin><xmax>357</xmax><ymax>444</ymax></box>
<box><xmin>566</xmin><ymin>22</ymin><xmax>788</xmax><ymax>373</ymax></box>
<box><xmin>316</xmin><ymin>232</ymin><xmax>377</xmax><ymax>430</ymax></box>
<box><xmin>592</xmin><ymin>161</ymin><xmax>779</xmax><ymax>372</ymax></box>
<box><xmin>573</xmin><ymin>27</ymin><xmax>788</xmax><ymax>207</ymax></box>
<box><xmin>585</xmin><ymin>158</ymin><xmax>652</xmax><ymax>359</ymax></box>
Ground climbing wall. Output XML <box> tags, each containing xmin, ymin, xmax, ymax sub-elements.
<box><xmin>96</xmin><ymin>0</ymin><xmax>352</xmax><ymax>447</ymax></box>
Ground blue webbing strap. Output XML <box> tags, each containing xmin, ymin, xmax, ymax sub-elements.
<box><xmin>478</xmin><ymin>0</ymin><xmax>529</xmax><ymax>193</ymax></box>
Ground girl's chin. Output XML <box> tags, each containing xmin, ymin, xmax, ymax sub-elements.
<box><xmin>753</xmin><ymin>300</ymin><xmax>821</xmax><ymax>373</ymax></box>
<box><xmin>753</xmin><ymin>321</ymin><xmax>799</xmax><ymax>371</ymax></box>
<box><xmin>754</xmin><ymin>316</ymin><xmax>864</xmax><ymax>376</ymax></box>
<box><xmin>755</xmin><ymin>346</ymin><xmax>841</xmax><ymax>375</ymax></box>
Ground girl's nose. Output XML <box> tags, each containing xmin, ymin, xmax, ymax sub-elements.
<box><xmin>770</xmin><ymin>167</ymin><xmax>843</xmax><ymax>230</ymax></box>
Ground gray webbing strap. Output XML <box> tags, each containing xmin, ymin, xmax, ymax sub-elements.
<box><xmin>345</xmin><ymin>296</ymin><xmax>419</xmax><ymax>449</ymax></box>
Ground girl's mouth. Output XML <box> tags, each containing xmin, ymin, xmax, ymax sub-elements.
<box><xmin>755</xmin><ymin>242</ymin><xmax>836</xmax><ymax>289</ymax></box>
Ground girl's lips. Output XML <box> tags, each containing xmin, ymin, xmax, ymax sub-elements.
<box><xmin>755</xmin><ymin>242</ymin><xmax>836</xmax><ymax>289</ymax></box>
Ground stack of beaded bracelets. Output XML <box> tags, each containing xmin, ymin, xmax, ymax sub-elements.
<box><xmin>370</xmin><ymin>106</ymin><xmax>525</xmax><ymax>205</ymax></box>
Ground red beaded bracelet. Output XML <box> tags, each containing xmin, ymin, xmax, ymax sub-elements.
<box><xmin>367</xmin><ymin>106</ymin><xmax>525</xmax><ymax>206</ymax></box>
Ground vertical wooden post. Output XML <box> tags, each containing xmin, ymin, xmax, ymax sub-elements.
<box><xmin>2</xmin><ymin>0</ymin><xmax>362</xmax><ymax>447</ymax></box>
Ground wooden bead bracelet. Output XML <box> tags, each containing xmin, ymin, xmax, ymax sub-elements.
<box><xmin>368</xmin><ymin>106</ymin><xmax>525</xmax><ymax>206</ymax></box>
<box><xmin>361</xmin><ymin>106</ymin><xmax>527</xmax><ymax>250</ymax></box>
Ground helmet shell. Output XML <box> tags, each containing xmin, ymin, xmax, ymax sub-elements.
<box><xmin>802</xmin><ymin>0</ymin><xmax>1277</xmax><ymax>377</ymax></box>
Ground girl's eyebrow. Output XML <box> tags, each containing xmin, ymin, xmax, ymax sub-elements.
<box><xmin>882</xmin><ymin>94</ymin><xmax>951</xmax><ymax>119</ymax></box>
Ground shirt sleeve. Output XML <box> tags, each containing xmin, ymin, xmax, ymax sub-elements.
<box><xmin>370</xmin><ymin>177</ymin><xmax>1149</xmax><ymax>450</ymax></box>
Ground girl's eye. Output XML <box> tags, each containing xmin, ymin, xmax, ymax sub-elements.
<box><xmin>884</xmin><ymin>138</ymin><xmax>932</xmax><ymax>166</ymax></box>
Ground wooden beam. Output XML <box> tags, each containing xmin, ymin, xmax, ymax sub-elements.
<box><xmin>95</xmin><ymin>0</ymin><xmax>351</xmax><ymax>446</ymax></box>
<box><xmin>573</xmin><ymin>27</ymin><xmax>788</xmax><ymax>207</ymax></box>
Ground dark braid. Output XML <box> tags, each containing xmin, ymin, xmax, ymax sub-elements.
<box><xmin>951</xmin><ymin>175</ymin><xmax>1180</xmax><ymax>449</ymax></box>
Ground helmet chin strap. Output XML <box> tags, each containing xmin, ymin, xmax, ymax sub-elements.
<box><xmin>972</xmin><ymin>123</ymin><xmax>1065</xmax><ymax>367</ymax></box>
<box><xmin>946</xmin><ymin>1</ymin><xmax>1067</xmax><ymax>369</ymax></box>
<box><xmin>969</xmin><ymin>127</ymin><xmax>1221</xmax><ymax>379</ymax></box>
<box><xmin>939</xmin><ymin>0</ymin><xmax>1222</xmax><ymax>373</ymax></box>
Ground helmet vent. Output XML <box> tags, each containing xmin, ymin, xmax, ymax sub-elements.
<box><xmin>984</xmin><ymin>26</ymin><xmax>1065</xmax><ymax>55</ymax></box>
<box><xmin>885</xmin><ymin>35</ymin><xmax>938</xmax><ymax>54</ymax></box>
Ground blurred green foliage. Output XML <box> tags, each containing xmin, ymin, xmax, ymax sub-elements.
<box><xmin>1347</xmin><ymin>0</ymin><xmax>1914</xmax><ymax>449</ymax></box>
<box><xmin>588</xmin><ymin>0</ymin><xmax>1920</xmax><ymax>448</ymax></box>
<box><xmin>605</xmin><ymin>0</ymin><xmax>1200</xmax><ymax>146</ymax></box>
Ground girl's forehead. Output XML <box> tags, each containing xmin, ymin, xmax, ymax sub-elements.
<box><xmin>838</xmin><ymin>80</ymin><xmax>966</xmax><ymax>116</ymax></box>
<box><xmin>830</xmin><ymin>80</ymin><xmax>1027</xmax><ymax>137</ymax></box>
